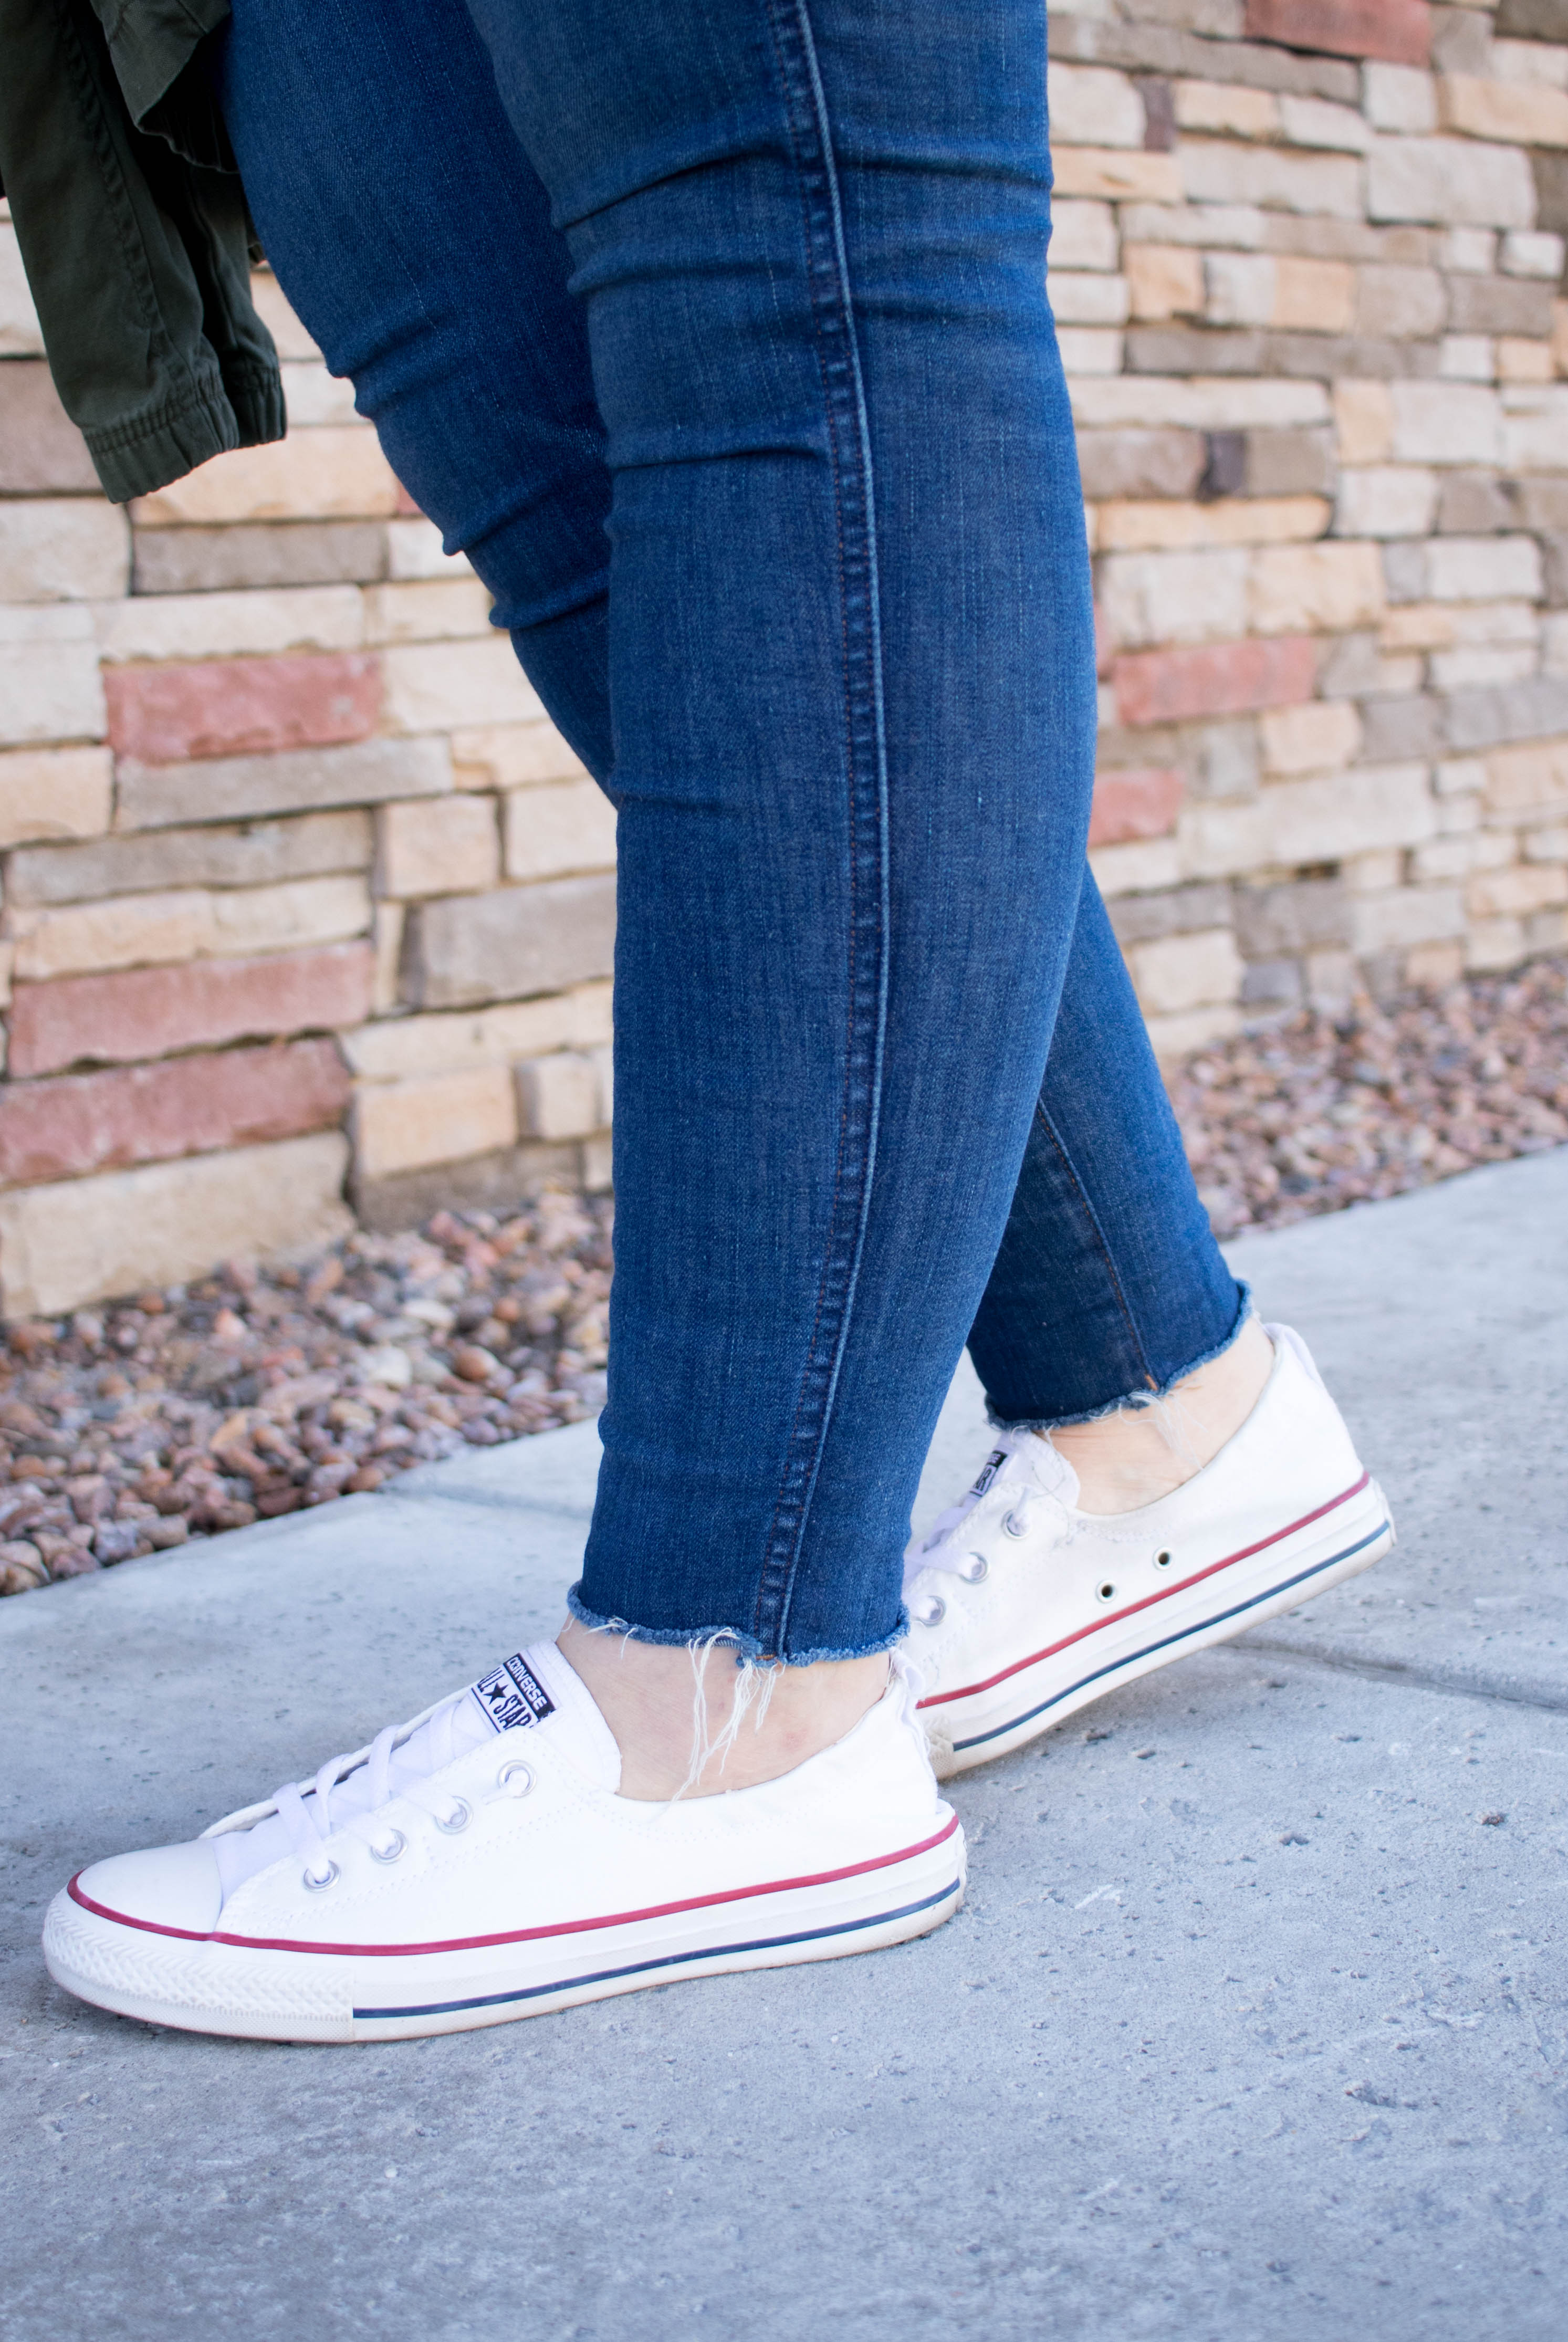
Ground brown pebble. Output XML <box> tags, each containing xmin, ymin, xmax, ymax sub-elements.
<box><xmin>452</xmin><ymin>1344</ymin><xmax>502</xmax><ymax>1383</ymax></box>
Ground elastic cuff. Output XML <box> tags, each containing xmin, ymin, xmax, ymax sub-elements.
<box><xmin>987</xmin><ymin>1282</ymin><xmax>1255</xmax><ymax>1435</ymax></box>
<box><xmin>566</xmin><ymin>1583</ymin><xmax>910</xmax><ymax>1666</ymax></box>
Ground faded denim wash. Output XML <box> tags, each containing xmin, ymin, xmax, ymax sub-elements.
<box><xmin>214</xmin><ymin>0</ymin><xmax>1245</xmax><ymax>1663</ymax></box>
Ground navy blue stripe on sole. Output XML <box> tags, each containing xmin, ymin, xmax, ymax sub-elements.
<box><xmin>352</xmin><ymin>1878</ymin><xmax>962</xmax><ymax>2021</ymax></box>
<box><xmin>952</xmin><ymin>1520</ymin><xmax>1391</xmax><ymax>1756</ymax></box>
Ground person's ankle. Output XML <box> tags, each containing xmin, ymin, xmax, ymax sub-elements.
<box><xmin>556</xmin><ymin>1617</ymin><xmax>890</xmax><ymax>1801</ymax></box>
<box><xmin>1047</xmin><ymin>1316</ymin><xmax>1276</xmax><ymax>1516</ymax></box>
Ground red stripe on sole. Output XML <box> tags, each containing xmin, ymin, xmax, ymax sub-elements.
<box><xmin>66</xmin><ymin>1812</ymin><xmax>960</xmax><ymax>1958</ymax></box>
<box><xmin>917</xmin><ymin>1471</ymin><xmax>1371</xmax><ymax>1711</ymax></box>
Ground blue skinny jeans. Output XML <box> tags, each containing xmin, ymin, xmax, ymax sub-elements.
<box><xmin>213</xmin><ymin>0</ymin><xmax>1245</xmax><ymax>1664</ymax></box>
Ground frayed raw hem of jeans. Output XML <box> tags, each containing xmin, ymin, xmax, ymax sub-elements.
<box><xmin>566</xmin><ymin>1583</ymin><xmax>910</xmax><ymax>1665</ymax></box>
<box><xmin>985</xmin><ymin>1282</ymin><xmax>1255</xmax><ymax>1434</ymax></box>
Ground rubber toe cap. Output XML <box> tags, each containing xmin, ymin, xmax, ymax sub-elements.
<box><xmin>75</xmin><ymin>1840</ymin><xmax>223</xmax><ymax>1936</ymax></box>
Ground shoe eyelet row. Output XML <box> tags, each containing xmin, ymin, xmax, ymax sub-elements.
<box><xmin>1002</xmin><ymin>1511</ymin><xmax>1027</xmax><ymax>1540</ymax></box>
<box><xmin>914</xmin><ymin>1594</ymin><xmax>945</xmax><ymax>1627</ymax></box>
<box><xmin>434</xmin><ymin>1797</ymin><xmax>471</xmax><ymax>1835</ymax></box>
<box><xmin>1094</xmin><ymin>1580</ymin><xmax>1117</xmax><ymax>1605</ymax></box>
<box><xmin>1154</xmin><ymin>1548</ymin><xmax>1173</xmax><ymax>1571</ymax></box>
<box><xmin>958</xmin><ymin>1553</ymin><xmax>989</xmax><ymax>1584</ymax></box>
<box><xmin>496</xmin><ymin>1760</ymin><xmax>535</xmax><ymax>1797</ymax></box>
<box><xmin>302</xmin><ymin>1859</ymin><xmax>339</xmax><ymax>1891</ymax></box>
<box><xmin>370</xmin><ymin>1830</ymin><xmax>406</xmax><ymax>1865</ymax></box>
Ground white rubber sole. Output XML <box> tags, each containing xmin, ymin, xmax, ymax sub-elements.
<box><xmin>43</xmin><ymin>1817</ymin><xmax>965</xmax><ymax>2044</ymax></box>
<box><xmin>921</xmin><ymin>1473</ymin><xmax>1394</xmax><ymax>1780</ymax></box>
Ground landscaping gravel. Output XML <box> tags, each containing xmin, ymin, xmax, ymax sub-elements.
<box><xmin>1</xmin><ymin>955</ymin><xmax>1563</xmax><ymax>1597</ymax></box>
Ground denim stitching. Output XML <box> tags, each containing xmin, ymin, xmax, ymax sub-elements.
<box><xmin>751</xmin><ymin>0</ymin><xmax>890</xmax><ymax>1659</ymax></box>
<box><xmin>1033</xmin><ymin>1100</ymin><xmax>1158</xmax><ymax>1395</ymax></box>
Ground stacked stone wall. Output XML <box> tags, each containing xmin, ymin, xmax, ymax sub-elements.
<box><xmin>1</xmin><ymin>0</ymin><xmax>1565</xmax><ymax>1315</ymax></box>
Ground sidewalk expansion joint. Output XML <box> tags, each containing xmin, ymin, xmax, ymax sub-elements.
<box><xmin>1235</xmin><ymin>1634</ymin><xmax>1568</xmax><ymax>1717</ymax></box>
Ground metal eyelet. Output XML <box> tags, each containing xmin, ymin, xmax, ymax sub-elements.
<box><xmin>434</xmin><ymin>1798</ymin><xmax>471</xmax><ymax>1835</ymax></box>
<box><xmin>496</xmin><ymin>1759</ymin><xmax>534</xmax><ymax>1797</ymax></box>
<box><xmin>302</xmin><ymin>1859</ymin><xmax>339</xmax><ymax>1891</ymax></box>
<box><xmin>1094</xmin><ymin>1580</ymin><xmax>1117</xmax><ymax>1605</ymax></box>
<box><xmin>370</xmin><ymin>1830</ymin><xmax>406</xmax><ymax>1864</ymax></box>
<box><xmin>959</xmin><ymin>1553</ymin><xmax>989</xmax><ymax>1584</ymax></box>
<box><xmin>1002</xmin><ymin>1511</ymin><xmax>1027</xmax><ymax>1539</ymax></box>
<box><xmin>915</xmin><ymin>1595</ymin><xmax>945</xmax><ymax>1627</ymax></box>
<box><xmin>1154</xmin><ymin>1549</ymin><xmax>1173</xmax><ymax>1571</ymax></box>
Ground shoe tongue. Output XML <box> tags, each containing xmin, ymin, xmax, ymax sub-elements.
<box><xmin>464</xmin><ymin>1642</ymin><xmax>621</xmax><ymax>1792</ymax></box>
<box><xmin>975</xmin><ymin>1430</ymin><xmax>1079</xmax><ymax>1510</ymax></box>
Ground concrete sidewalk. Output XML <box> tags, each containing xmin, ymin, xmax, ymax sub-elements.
<box><xmin>2</xmin><ymin>1150</ymin><xmax>1565</xmax><ymax>2342</ymax></box>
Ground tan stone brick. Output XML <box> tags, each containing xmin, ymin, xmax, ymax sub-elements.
<box><xmin>8</xmin><ymin>810</ymin><xmax>369</xmax><ymax>905</ymax></box>
<box><xmin>1173</xmin><ymin>80</ymin><xmax>1279</xmax><ymax>138</ymax></box>
<box><xmin>249</xmin><ymin>271</ymin><xmax>321</xmax><ymax>362</ymax></box>
<box><xmin>92</xmin><ymin>586</ymin><xmax>364</xmax><ymax>665</ymax></box>
<box><xmin>1250</xmin><ymin>541</ymin><xmax>1385</xmax><ymax>633</ymax></box>
<box><xmin>1466</xmin><ymin>861</ymin><xmax>1568</xmax><ymax>918</ymax></box>
<box><xmin>6</xmin><ymin>876</ymin><xmax>370</xmax><ymax>982</ymax></box>
<box><xmin>0</xmin><ymin>220</ymin><xmax>44</xmax><ymax>355</ymax></box>
<box><xmin>1273</xmin><ymin>257</ymin><xmax>1357</xmax><ymax>332</ymax></box>
<box><xmin>1426</xmin><ymin>534</ymin><xmax>1542</xmax><ymax>599</ymax></box>
<box><xmin>1334</xmin><ymin>380</ymin><xmax>1394</xmax><ymax>463</ymax></box>
<box><xmin>1180</xmin><ymin>762</ymin><xmax>1436</xmax><ymax>877</ymax></box>
<box><xmin>1096</xmin><ymin>497</ymin><xmax>1329</xmax><ymax>551</ymax></box>
<box><xmin>1363</xmin><ymin>64</ymin><xmax>1438</xmax><ymax>135</ymax></box>
<box><xmin>1484</xmin><ymin>738</ymin><xmax>1568</xmax><ymax>815</ymax></box>
<box><xmin>1466</xmin><ymin>915</ymin><xmax>1528</xmax><ymax>968</ymax></box>
<box><xmin>0</xmin><ymin>1133</ymin><xmax>353</xmax><ymax>1318</ymax></box>
<box><xmin>1553</xmin><ymin>298</ymin><xmax>1568</xmax><ymax>374</ymax></box>
<box><xmin>1075</xmin><ymin>428</ymin><xmax>1205</xmax><ymax>501</ymax></box>
<box><xmin>372</xmin><ymin>902</ymin><xmax>404</xmax><ymax>1013</ymax></box>
<box><xmin>1405</xmin><ymin>939</ymin><xmax>1466</xmax><ymax>986</ymax></box>
<box><xmin>1439</xmin><ymin>77</ymin><xmax>1568</xmax><ymax>148</ymax></box>
<box><xmin>0</xmin><ymin>748</ymin><xmax>111</xmax><ymax>848</ymax></box>
<box><xmin>0</xmin><ymin>501</ymin><xmax>129</xmax><ymax>602</ymax></box>
<box><xmin>380</xmin><ymin>637</ymin><xmax>543</xmax><ymax>734</ymax></box>
<box><xmin>1438</xmin><ymin>335</ymin><xmax>1495</xmax><ymax>382</ymax></box>
<box><xmin>1367</xmin><ymin>135</ymin><xmax>1536</xmax><ymax>226</ymax></box>
<box><xmin>1353</xmin><ymin>262</ymin><xmax>1446</xmax><ymax>339</ymax></box>
<box><xmin>0</xmin><ymin>361</ymin><xmax>99</xmax><ymax>493</ymax></box>
<box><xmin>1072</xmin><ymin>380</ymin><xmax>1328</xmax><ymax>432</ymax></box>
<box><xmin>0</xmin><ymin>639</ymin><xmax>106</xmax><ymax>747</ymax></box>
<box><xmin>1497</xmin><ymin>337</ymin><xmax>1554</xmax><ymax>382</ymax></box>
<box><xmin>1408</xmin><ymin>833</ymin><xmax>1479</xmax><ymax>881</ymax></box>
<box><xmin>1050</xmin><ymin>201</ymin><xmax>1119</xmax><ymax>273</ymax></box>
<box><xmin>1088</xmin><ymin>837</ymin><xmax>1185</xmax><ymax>898</ymax></box>
<box><xmin>1127</xmin><ymin>928</ymin><xmax>1243</xmax><ymax>1016</ymax></box>
<box><xmin>278</xmin><ymin>360</ymin><xmax>359</xmax><ymax>427</ymax></box>
<box><xmin>1143</xmin><ymin>1005</ymin><xmax>1243</xmax><ymax>1060</ymax></box>
<box><xmin>1335</xmin><ymin>466</ymin><xmax>1439</xmax><ymax>537</ymax></box>
<box><xmin>342</xmin><ymin>993</ymin><xmax>597</xmax><ymax>1082</ymax></box>
<box><xmin>1204</xmin><ymin>253</ymin><xmax>1277</xmax><ymax>329</ymax></box>
<box><xmin>451</xmin><ymin>723</ymin><xmax>588</xmax><ymax>790</ymax></box>
<box><xmin>1049</xmin><ymin>272</ymin><xmax>1131</xmax><ymax>326</ymax></box>
<box><xmin>1100</xmin><ymin>549</ymin><xmax>1251</xmax><ymax>649</ymax></box>
<box><xmin>503</xmin><ymin>779</ymin><xmax>619</xmax><ymax>881</ymax></box>
<box><xmin>403</xmin><ymin>877</ymin><xmax>616</xmax><ymax>1010</ymax></box>
<box><xmin>1501</xmin><ymin>385</ymin><xmax>1568</xmax><ymax>471</ymax></box>
<box><xmin>1431</xmin><ymin>645</ymin><xmax>1538</xmax><ymax>692</ymax></box>
<box><xmin>1352</xmin><ymin>886</ymin><xmax>1466</xmax><ymax>950</ymax></box>
<box><xmin>131</xmin><ymin>521</ymin><xmax>389</xmax><ymax>597</ymax></box>
<box><xmin>1260</xmin><ymin>700</ymin><xmax>1363</xmax><ymax>774</ymax></box>
<box><xmin>1048</xmin><ymin>63</ymin><xmax>1145</xmax><ymax>147</ymax></box>
<box><xmin>1123</xmin><ymin>245</ymin><xmax>1204</xmax><ymax>321</ymax></box>
<box><xmin>362</xmin><ymin>579</ymin><xmax>496</xmax><ymax>645</ymax></box>
<box><xmin>1055</xmin><ymin>328</ymin><xmax>1123</xmax><ymax>377</ymax></box>
<box><xmin>1524</xmin><ymin>824</ymin><xmax>1568</xmax><ymax>862</ymax></box>
<box><xmin>385</xmin><ymin>519</ymin><xmax>476</xmax><ymax>582</ymax></box>
<box><xmin>1501</xmin><ymin>231</ymin><xmax>1565</xmax><ymax>280</ymax></box>
<box><xmin>1051</xmin><ymin>150</ymin><xmax>1183</xmax><ymax>203</ymax></box>
<box><xmin>1345</xmin><ymin>849</ymin><xmax>1405</xmax><ymax>893</ymax></box>
<box><xmin>1182</xmin><ymin>140</ymin><xmax>1364</xmax><ymax>219</ymax></box>
<box><xmin>377</xmin><ymin>796</ymin><xmax>500</xmax><ymax>898</ymax></box>
<box><xmin>517</xmin><ymin>1052</ymin><xmax>603</xmax><ymax>1142</ymax></box>
<box><xmin>129</xmin><ymin>431</ymin><xmax>402</xmax><ymax>526</ymax></box>
<box><xmin>1389</xmin><ymin>381</ymin><xmax>1502</xmax><ymax>463</ymax></box>
<box><xmin>1279</xmin><ymin>95</ymin><xmax>1372</xmax><ymax>153</ymax></box>
<box><xmin>116</xmin><ymin>736</ymin><xmax>451</xmax><ymax>831</ymax></box>
<box><xmin>353</xmin><ymin>1065</ymin><xmax>518</xmax><ymax>1179</ymax></box>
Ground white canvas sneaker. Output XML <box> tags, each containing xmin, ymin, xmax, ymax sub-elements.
<box><xmin>905</xmin><ymin>1324</ymin><xmax>1393</xmax><ymax>1779</ymax></box>
<box><xmin>43</xmin><ymin>1642</ymin><xmax>963</xmax><ymax>2043</ymax></box>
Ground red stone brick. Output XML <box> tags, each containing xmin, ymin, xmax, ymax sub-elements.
<box><xmin>1089</xmin><ymin>768</ymin><xmax>1186</xmax><ymax>848</ymax></box>
<box><xmin>7</xmin><ymin>942</ymin><xmax>374</xmax><ymax>1076</ymax></box>
<box><xmin>1112</xmin><ymin>636</ymin><xmax>1318</xmax><ymax>727</ymax></box>
<box><xmin>393</xmin><ymin>481</ymin><xmax>423</xmax><ymax>517</ymax></box>
<box><xmin>1094</xmin><ymin>600</ymin><xmax>1113</xmax><ymax>679</ymax></box>
<box><xmin>1243</xmin><ymin>0</ymin><xmax>1430</xmax><ymax>67</ymax></box>
<box><xmin>0</xmin><ymin>1041</ymin><xmax>350</xmax><ymax>1184</ymax></box>
<box><xmin>103</xmin><ymin>654</ymin><xmax>381</xmax><ymax>765</ymax></box>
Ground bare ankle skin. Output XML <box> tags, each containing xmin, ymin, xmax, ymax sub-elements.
<box><xmin>1047</xmin><ymin>1315</ymin><xmax>1276</xmax><ymax>1517</ymax></box>
<box><xmin>556</xmin><ymin>1616</ymin><xmax>890</xmax><ymax>1801</ymax></box>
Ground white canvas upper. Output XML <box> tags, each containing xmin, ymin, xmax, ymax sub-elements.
<box><xmin>904</xmin><ymin>1324</ymin><xmax>1393</xmax><ymax>1775</ymax></box>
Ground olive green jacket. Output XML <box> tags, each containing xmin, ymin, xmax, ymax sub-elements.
<box><xmin>0</xmin><ymin>0</ymin><xmax>283</xmax><ymax>502</ymax></box>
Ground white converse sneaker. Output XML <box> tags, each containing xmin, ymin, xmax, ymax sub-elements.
<box><xmin>43</xmin><ymin>1643</ymin><xmax>963</xmax><ymax>2042</ymax></box>
<box><xmin>905</xmin><ymin>1324</ymin><xmax>1393</xmax><ymax>1779</ymax></box>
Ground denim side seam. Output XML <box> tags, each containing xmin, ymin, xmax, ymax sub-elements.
<box><xmin>566</xmin><ymin>1583</ymin><xmax>910</xmax><ymax>1666</ymax></box>
<box><xmin>1034</xmin><ymin>1098</ymin><xmax>1159</xmax><ymax>1395</ymax></box>
<box><xmin>988</xmin><ymin>1280</ymin><xmax>1256</xmax><ymax>1433</ymax></box>
<box><xmin>748</xmin><ymin>0</ymin><xmax>892</xmax><ymax>1662</ymax></box>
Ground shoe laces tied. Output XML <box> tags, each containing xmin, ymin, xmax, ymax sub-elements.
<box><xmin>268</xmin><ymin>1695</ymin><xmax>475</xmax><ymax>1869</ymax></box>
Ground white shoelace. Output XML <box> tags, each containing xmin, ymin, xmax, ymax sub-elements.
<box><xmin>902</xmin><ymin>1431</ymin><xmax>1079</xmax><ymax>1623</ymax></box>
